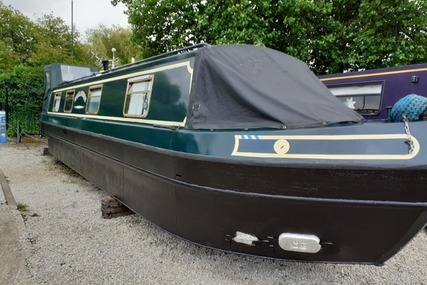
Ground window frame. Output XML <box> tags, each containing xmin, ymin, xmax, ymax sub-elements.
<box><xmin>123</xmin><ymin>75</ymin><xmax>155</xmax><ymax>118</ymax></box>
<box><xmin>327</xmin><ymin>81</ymin><xmax>384</xmax><ymax>116</ymax></box>
<box><xmin>86</xmin><ymin>85</ymin><xmax>103</xmax><ymax>114</ymax></box>
<box><xmin>52</xmin><ymin>92</ymin><xmax>62</xmax><ymax>112</ymax></box>
<box><xmin>63</xmin><ymin>90</ymin><xmax>75</xmax><ymax>113</ymax></box>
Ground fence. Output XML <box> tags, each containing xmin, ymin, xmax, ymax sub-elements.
<box><xmin>0</xmin><ymin>83</ymin><xmax>43</xmax><ymax>137</ymax></box>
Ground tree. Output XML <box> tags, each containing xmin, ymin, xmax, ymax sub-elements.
<box><xmin>195</xmin><ymin>0</ymin><xmax>272</xmax><ymax>45</ymax></box>
<box><xmin>1</xmin><ymin>11</ymin><xmax>95</xmax><ymax>91</ymax></box>
<box><xmin>112</xmin><ymin>0</ymin><xmax>202</xmax><ymax>58</ymax></box>
<box><xmin>0</xmin><ymin>2</ymin><xmax>36</xmax><ymax>62</ymax></box>
<box><xmin>28</xmin><ymin>14</ymin><xmax>79</xmax><ymax>66</ymax></box>
<box><xmin>0</xmin><ymin>2</ymin><xmax>97</xmax><ymax>134</ymax></box>
<box><xmin>348</xmin><ymin>0</ymin><xmax>427</xmax><ymax>71</ymax></box>
<box><xmin>85</xmin><ymin>25</ymin><xmax>141</xmax><ymax>66</ymax></box>
<box><xmin>113</xmin><ymin>0</ymin><xmax>427</xmax><ymax>74</ymax></box>
<box><xmin>0</xmin><ymin>39</ymin><xmax>20</xmax><ymax>70</ymax></box>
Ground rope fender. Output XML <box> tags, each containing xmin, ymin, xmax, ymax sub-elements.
<box><xmin>391</xmin><ymin>94</ymin><xmax>427</xmax><ymax>122</ymax></box>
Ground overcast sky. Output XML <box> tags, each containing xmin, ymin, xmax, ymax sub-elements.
<box><xmin>3</xmin><ymin>0</ymin><xmax>129</xmax><ymax>36</ymax></box>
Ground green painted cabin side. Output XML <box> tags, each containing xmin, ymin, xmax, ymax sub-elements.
<box><xmin>42</xmin><ymin>51</ymin><xmax>197</xmax><ymax>128</ymax></box>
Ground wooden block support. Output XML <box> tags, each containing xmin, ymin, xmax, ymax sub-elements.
<box><xmin>42</xmin><ymin>147</ymin><xmax>50</xmax><ymax>156</ymax></box>
<box><xmin>101</xmin><ymin>195</ymin><xmax>133</xmax><ymax>219</ymax></box>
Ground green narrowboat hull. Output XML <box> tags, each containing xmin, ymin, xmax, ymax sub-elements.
<box><xmin>40</xmin><ymin>44</ymin><xmax>427</xmax><ymax>265</ymax></box>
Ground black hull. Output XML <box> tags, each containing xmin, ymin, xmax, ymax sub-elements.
<box><xmin>44</xmin><ymin>123</ymin><xmax>427</xmax><ymax>265</ymax></box>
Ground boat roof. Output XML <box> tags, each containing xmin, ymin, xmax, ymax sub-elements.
<box><xmin>186</xmin><ymin>44</ymin><xmax>364</xmax><ymax>130</ymax></box>
<box><xmin>319</xmin><ymin>62</ymin><xmax>427</xmax><ymax>80</ymax></box>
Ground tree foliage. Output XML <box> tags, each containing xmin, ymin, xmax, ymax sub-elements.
<box><xmin>113</xmin><ymin>0</ymin><xmax>427</xmax><ymax>74</ymax></box>
<box><xmin>28</xmin><ymin>14</ymin><xmax>94</xmax><ymax>68</ymax></box>
<box><xmin>0</xmin><ymin>1</ymin><xmax>138</xmax><ymax>134</ymax></box>
<box><xmin>111</xmin><ymin>0</ymin><xmax>202</xmax><ymax>58</ymax></box>
<box><xmin>0</xmin><ymin>0</ymin><xmax>425</xmax><ymax>133</ymax></box>
<box><xmin>86</xmin><ymin>25</ymin><xmax>141</xmax><ymax>67</ymax></box>
<box><xmin>0</xmin><ymin>3</ymin><xmax>91</xmax><ymax>87</ymax></box>
<box><xmin>0</xmin><ymin>2</ymin><xmax>35</xmax><ymax>63</ymax></box>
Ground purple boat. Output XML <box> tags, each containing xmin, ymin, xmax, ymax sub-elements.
<box><xmin>319</xmin><ymin>64</ymin><xmax>427</xmax><ymax>120</ymax></box>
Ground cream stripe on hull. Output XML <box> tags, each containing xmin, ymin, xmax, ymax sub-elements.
<box><xmin>232</xmin><ymin>134</ymin><xmax>419</xmax><ymax>160</ymax></box>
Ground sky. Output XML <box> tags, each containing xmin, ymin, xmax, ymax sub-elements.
<box><xmin>2</xmin><ymin>0</ymin><xmax>129</xmax><ymax>37</ymax></box>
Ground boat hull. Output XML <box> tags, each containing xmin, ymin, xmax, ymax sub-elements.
<box><xmin>43</xmin><ymin>122</ymin><xmax>427</xmax><ymax>265</ymax></box>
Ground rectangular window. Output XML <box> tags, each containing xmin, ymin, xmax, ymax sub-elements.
<box><xmin>124</xmin><ymin>75</ymin><xmax>154</xmax><ymax>117</ymax></box>
<box><xmin>52</xmin><ymin>92</ymin><xmax>62</xmax><ymax>112</ymax></box>
<box><xmin>87</xmin><ymin>85</ymin><xmax>102</xmax><ymax>114</ymax></box>
<box><xmin>63</xmin><ymin>90</ymin><xmax>75</xmax><ymax>112</ymax></box>
<box><xmin>328</xmin><ymin>83</ymin><xmax>383</xmax><ymax>115</ymax></box>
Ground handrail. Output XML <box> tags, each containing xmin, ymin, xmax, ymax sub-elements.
<box><xmin>108</xmin><ymin>43</ymin><xmax>210</xmax><ymax>73</ymax></box>
<box><xmin>56</xmin><ymin>43</ymin><xmax>210</xmax><ymax>87</ymax></box>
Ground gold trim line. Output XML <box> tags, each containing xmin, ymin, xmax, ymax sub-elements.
<box><xmin>46</xmin><ymin>112</ymin><xmax>185</xmax><ymax>127</ymax></box>
<box><xmin>320</xmin><ymin>67</ymin><xmax>427</xmax><ymax>82</ymax></box>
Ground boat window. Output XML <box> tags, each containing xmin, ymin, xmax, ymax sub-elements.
<box><xmin>63</xmin><ymin>90</ymin><xmax>75</xmax><ymax>112</ymax></box>
<box><xmin>124</xmin><ymin>75</ymin><xmax>154</xmax><ymax>118</ymax></box>
<box><xmin>327</xmin><ymin>83</ymin><xmax>383</xmax><ymax>115</ymax></box>
<box><xmin>87</xmin><ymin>85</ymin><xmax>103</xmax><ymax>114</ymax></box>
<box><xmin>52</xmin><ymin>92</ymin><xmax>62</xmax><ymax>112</ymax></box>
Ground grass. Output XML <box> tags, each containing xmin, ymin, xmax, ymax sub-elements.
<box><xmin>16</xmin><ymin>203</ymin><xmax>28</xmax><ymax>221</ymax></box>
<box><xmin>16</xmin><ymin>203</ymin><xmax>40</xmax><ymax>220</ymax></box>
<box><xmin>16</xmin><ymin>203</ymin><xmax>28</xmax><ymax>212</ymax></box>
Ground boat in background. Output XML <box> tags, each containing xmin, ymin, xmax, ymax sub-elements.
<box><xmin>319</xmin><ymin>63</ymin><xmax>427</xmax><ymax>119</ymax></box>
<box><xmin>41</xmin><ymin>44</ymin><xmax>427</xmax><ymax>265</ymax></box>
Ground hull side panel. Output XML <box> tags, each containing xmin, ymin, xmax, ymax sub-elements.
<box><xmin>176</xmin><ymin>182</ymin><xmax>427</xmax><ymax>263</ymax></box>
<box><xmin>48</xmin><ymin>135</ymin><xmax>178</xmax><ymax>233</ymax></box>
<box><xmin>43</xmin><ymin>123</ymin><xmax>427</xmax><ymax>264</ymax></box>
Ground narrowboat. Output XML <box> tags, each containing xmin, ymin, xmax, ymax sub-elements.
<box><xmin>319</xmin><ymin>63</ymin><xmax>427</xmax><ymax>120</ymax></box>
<box><xmin>40</xmin><ymin>44</ymin><xmax>427</xmax><ymax>265</ymax></box>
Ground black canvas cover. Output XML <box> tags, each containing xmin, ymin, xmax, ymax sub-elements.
<box><xmin>185</xmin><ymin>45</ymin><xmax>364</xmax><ymax>129</ymax></box>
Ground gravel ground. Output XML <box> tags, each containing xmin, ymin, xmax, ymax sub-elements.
<box><xmin>1</xmin><ymin>139</ymin><xmax>427</xmax><ymax>285</ymax></box>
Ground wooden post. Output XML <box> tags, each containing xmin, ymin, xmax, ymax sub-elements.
<box><xmin>16</xmin><ymin>121</ymin><xmax>20</xmax><ymax>144</ymax></box>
